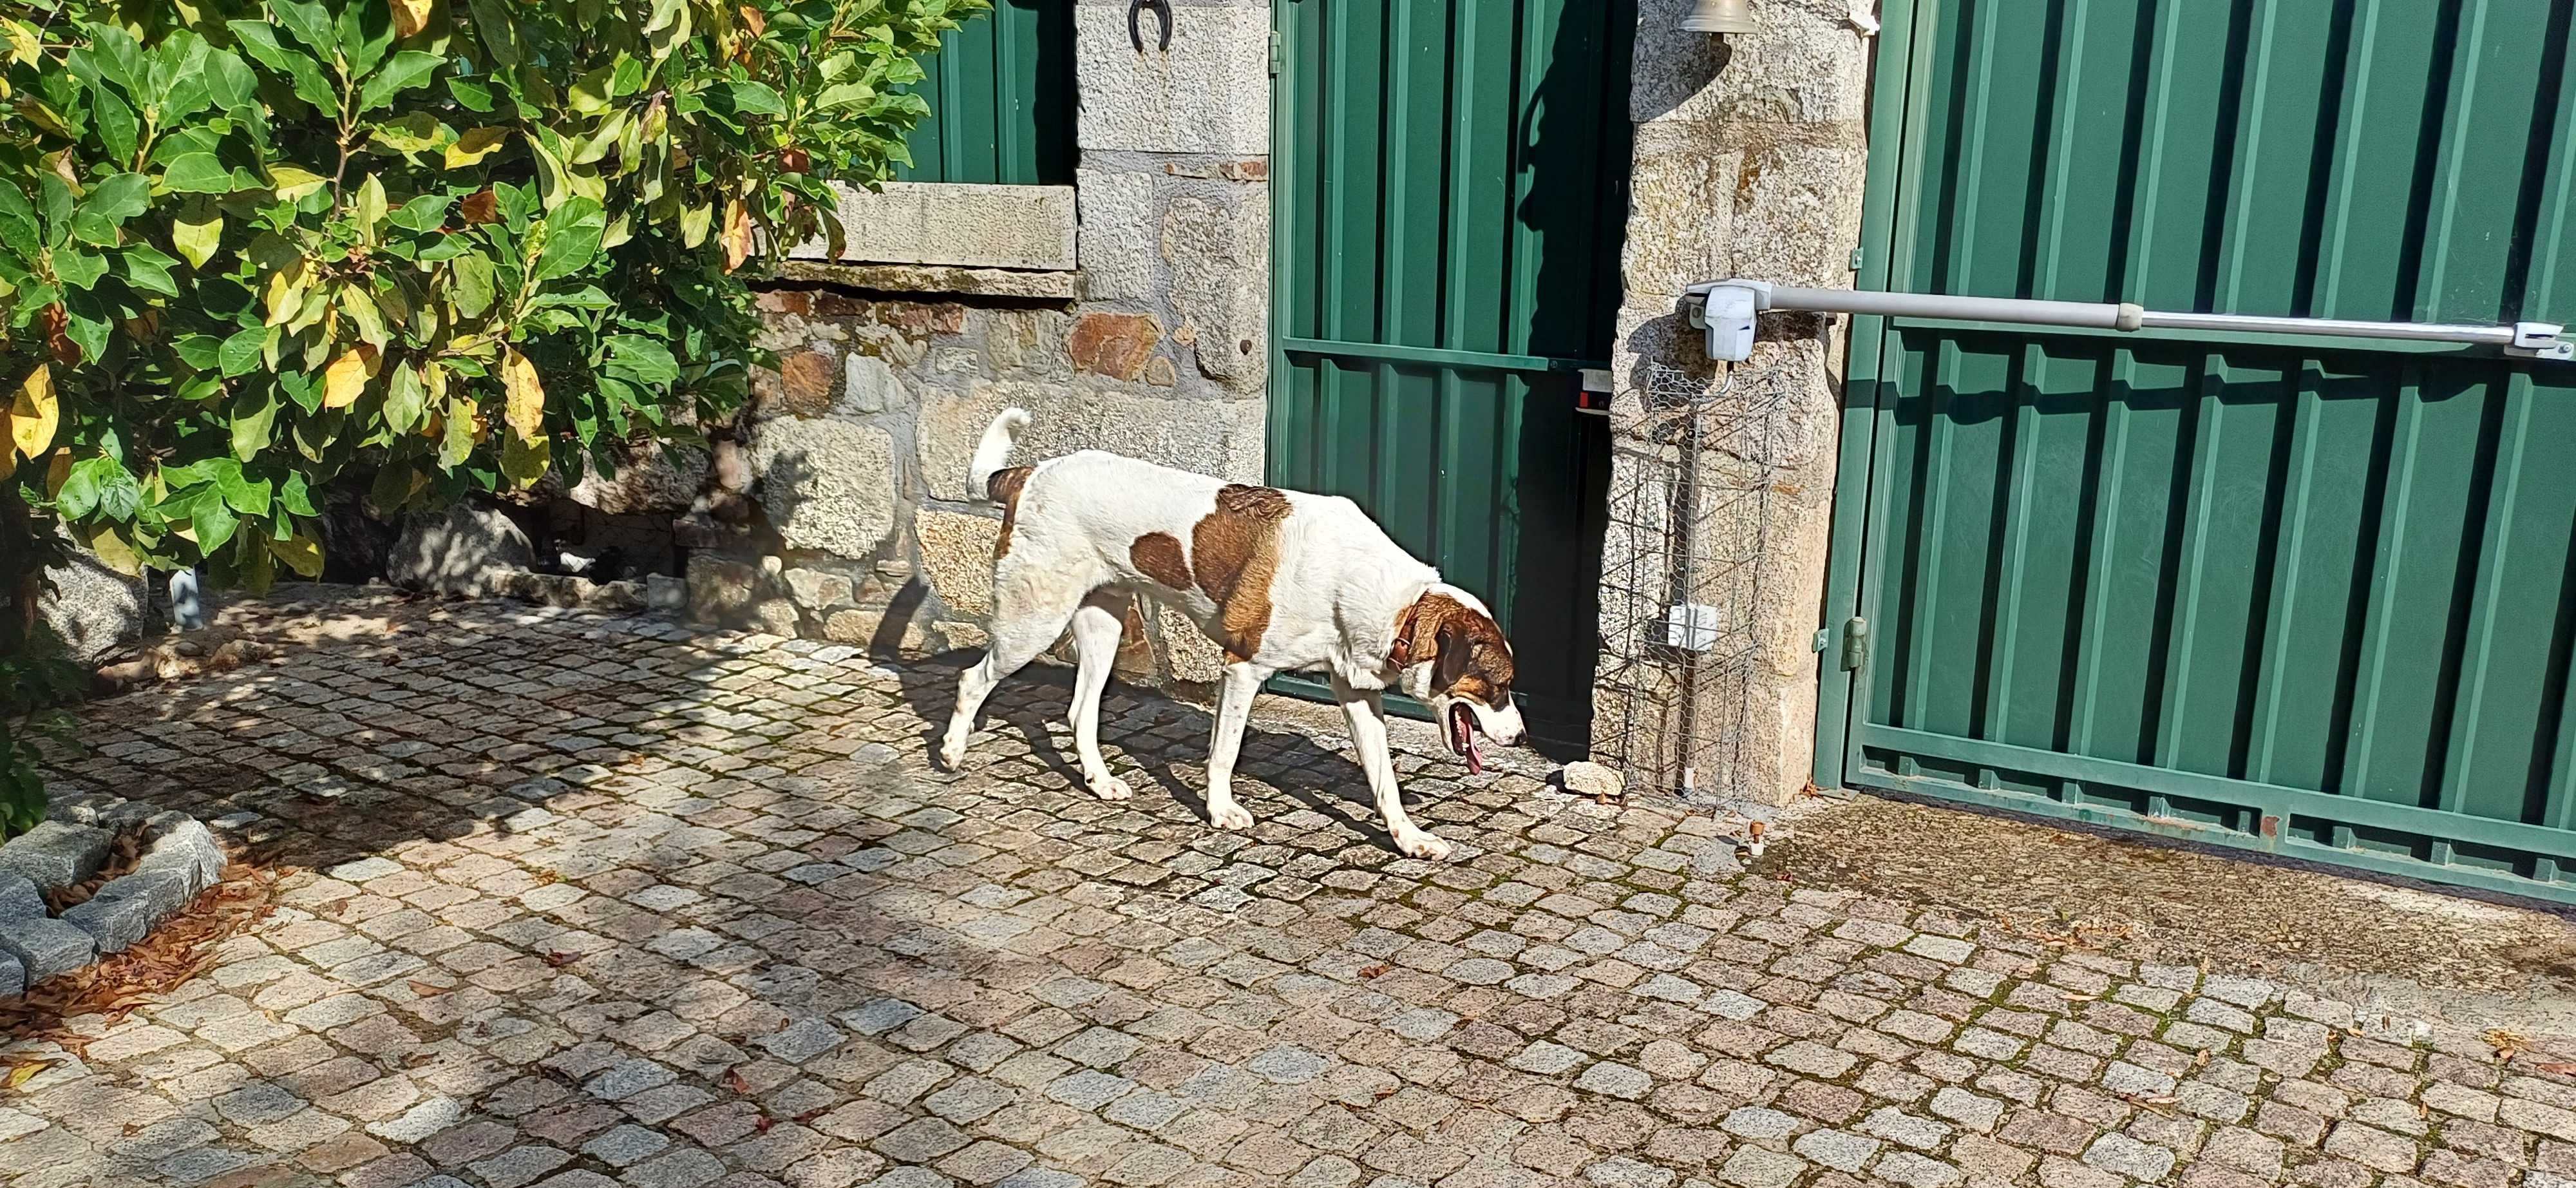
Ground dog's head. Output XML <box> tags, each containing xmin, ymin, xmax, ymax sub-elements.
<box><xmin>1390</xmin><ymin>585</ymin><xmax>1526</xmax><ymax>772</ymax></box>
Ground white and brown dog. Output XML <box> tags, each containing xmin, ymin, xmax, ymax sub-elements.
<box><xmin>937</xmin><ymin>408</ymin><xmax>1526</xmax><ymax>859</ymax></box>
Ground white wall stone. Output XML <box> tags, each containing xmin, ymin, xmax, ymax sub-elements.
<box><xmin>1074</xmin><ymin>5</ymin><xmax>1271</xmax><ymax>155</ymax></box>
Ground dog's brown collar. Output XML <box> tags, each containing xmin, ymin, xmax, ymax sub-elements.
<box><xmin>1387</xmin><ymin>598</ymin><xmax>1421</xmax><ymax>669</ymax></box>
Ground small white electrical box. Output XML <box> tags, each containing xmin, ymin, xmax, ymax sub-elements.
<box><xmin>1703</xmin><ymin>283</ymin><xmax>1758</xmax><ymax>362</ymax></box>
<box><xmin>1663</xmin><ymin>603</ymin><xmax>1722</xmax><ymax>651</ymax></box>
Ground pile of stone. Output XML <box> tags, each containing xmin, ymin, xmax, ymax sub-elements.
<box><xmin>0</xmin><ymin>799</ymin><xmax>225</xmax><ymax>996</ymax></box>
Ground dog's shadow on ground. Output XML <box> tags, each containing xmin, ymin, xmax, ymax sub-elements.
<box><xmin>891</xmin><ymin>652</ymin><xmax>1414</xmax><ymax>847</ymax></box>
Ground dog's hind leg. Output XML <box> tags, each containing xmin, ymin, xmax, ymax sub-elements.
<box><xmin>1066</xmin><ymin>589</ymin><xmax>1133</xmax><ymax>800</ymax></box>
<box><xmin>940</xmin><ymin>559</ymin><xmax>1088</xmax><ymax>769</ymax></box>
<box><xmin>1202</xmin><ymin>662</ymin><xmax>1267</xmax><ymax>830</ymax></box>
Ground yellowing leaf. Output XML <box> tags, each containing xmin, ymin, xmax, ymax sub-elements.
<box><xmin>501</xmin><ymin>422</ymin><xmax>551</xmax><ymax>488</ymax></box>
<box><xmin>391</xmin><ymin>0</ymin><xmax>434</xmax><ymax>39</ymax></box>
<box><xmin>267</xmin><ymin>532</ymin><xmax>324</xmax><ymax>577</ymax></box>
<box><xmin>445</xmin><ymin>126</ymin><xmax>511</xmax><ymax>169</ymax></box>
<box><xmin>354</xmin><ymin>175</ymin><xmax>387</xmax><ymax>244</ymax></box>
<box><xmin>3</xmin><ymin>1059</ymin><xmax>52</xmax><ymax>1090</ymax></box>
<box><xmin>323</xmin><ymin>348</ymin><xmax>372</xmax><ymax>408</ymax></box>
<box><xmin>44</xmin><ymin>448</ymin><xmax>68</xmax><ymax>496</ymax></box>
<box><xmin>500</xmin><ymin>347</ymin><xmax>544</xmax><ymax>439</ymax></box>
<box><xmin>85</xmin><ymin>524</ymin><xmax>140</xmax><ymax>575</ymax></box>
<box><xmin>721</xmin><ymin>198</ymin><xmax>750</xmax><ymax>272</ymax></box>
<box><xmin>7</xmin><ymin>363</ymin><xmax>57</xmax><ymax>461</ymax></box>
<box><xmin>173</xmin><ymin>198</ymin><xmax>222</xmax><ymax>268</ymax></box>
<box><xmin>679</xmin><ymin>202</ymin><xmax>711</xmax><ymax>249</ymax></box>
<box><xmin>267</xmin><ymin>166</ymin><xmax>328</xmax><ymax>202</ymax></box>
<box><xmin>3</xmin><ymin>19</ymin><xmax>39</xmax><ymax>66</ymax></box>
<box><xmin>264</xmin><ymin>260</ymin><xmax>311</xmax><ymax>327</ymax></box>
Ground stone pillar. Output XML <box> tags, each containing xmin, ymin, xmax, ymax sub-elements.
<box><xmin>1593</xmin><ymin>0</ymin><xmax>1872</xmax><ymax>805</ymax></box>
<box><xmin>730</xmin><ymin>1</ymin><xmax>1274</xmax><ymax>685</ymax></box>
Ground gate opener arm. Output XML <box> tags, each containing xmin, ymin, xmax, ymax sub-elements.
<box><xmin>1681</xmin><ymin>279</ymin><xmax>2573</xmax><ymax>363</ymax></box>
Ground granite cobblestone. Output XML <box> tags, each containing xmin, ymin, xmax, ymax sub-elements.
<box><xmin>2</xmin><ymin>597</ymin><xmax>2565</xmax><ymax>1188</ymax></box>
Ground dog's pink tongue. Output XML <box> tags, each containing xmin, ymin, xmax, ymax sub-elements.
<box><xmin>1464</xmin><ymin>736</ymin><xmax>1484</xmax><ymax>775</ymax></box>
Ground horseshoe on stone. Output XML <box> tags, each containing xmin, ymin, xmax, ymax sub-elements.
<box><xmin>1129</xmin><ymin>0</ymin><xmax>1171</xmax><ymax>52</ymax></box>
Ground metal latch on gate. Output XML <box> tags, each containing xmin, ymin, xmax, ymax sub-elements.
<box><xmin>1814</xmin><ymin>618</ymin><xmax>1868</xmax><ymax>671</ymax></box>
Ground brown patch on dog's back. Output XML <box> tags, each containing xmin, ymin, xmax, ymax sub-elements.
<box><xmin>1191</xmin><ymin>484</ymin><xmax>1294</xmax><ymax>661</ymax></box>
<box><xmin>987</xmin><ymin>466</ymin><xmax>1034</xmax><ymax>559</ymax></box>
<box><xmin>1130</xmin><ymin>532</ymin><xmax>1194</xmax><ymax>590</ymax></box>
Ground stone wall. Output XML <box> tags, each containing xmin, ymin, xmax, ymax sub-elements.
<box><xmin>1595</xmin><ymin>0</ymin><xmax>1874</xmax><ymax>804</ymax></box>
<box><xmin>711</xmin><ymin>0</ymin><xmax>1271</xmax><ymax>688</ymax></box>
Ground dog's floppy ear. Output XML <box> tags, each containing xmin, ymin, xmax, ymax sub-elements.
<box><xmin>1434</xmin><ymin>618</ymin><xmax>1473</xmax><ymax>689</ymax></box>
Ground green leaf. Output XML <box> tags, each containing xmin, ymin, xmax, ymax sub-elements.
<box><xmin>160</xmin><ymin>153</ymin><xmax>238</xmax><ymax>195</ymax></box>
<box><xmin>605</xmin><ymin>335</ymin><xmax>679</xmax><ymax>388</ymax></box>
<box><xmin>95</xmin><ymin>465</ymin><xmax>143</xmax><ymax>521</ymax></box>
<box><xmin>55</xmin><ymin>457</ymin><xmax>104</xmax><ymax>519</ymax></box>
<box><xmin>0</xmin><ymin>185</ymin><xmax>39</xmax><ymax>264</ymax></box>
<box><xmin>279</xmin><ymin>470</ymin><xmax>318</xmax><ymax>516</ymax></box>
<box><xmin>120</xmin><ymin>244</ymin><xmax>180</xmax><ymax>297</ymax></box>
<box><xmin>69</xmin><ymin>173</ymin><xmax>150</xmax><ymax>246</ymax></box>
<box><xmin>232</xmin><ymin>390</ymin><xmax>279</xmax><ymax>459</ymax></box>
<box><xmin>173</xmin><ymin>334</ymin><xmax>225</xmax><ymax>369</ymax></box>
<box><xmin>464</xmin><ymin>0</ymin><xmax>520</xmax><ymax>68</ymax></box>
<box><xmin>215</xmin><ymin>462</ymin><xmax>273</xmax><ymax>516</ymax></box>
<box><xmin>726</xmin><ymin>81</ymin><xmax>786</xmax><ymax>117</ymax></box>
<box><xmin>53</xmin><ymin>249</ymin><xmax>109</xmax><ymax>290</ymax></box>
<box><xmin>384</xmin><ymin>362</ymin><xmax>426</xmax><ymax>433</ymax></box>
<box><xmin>227</xmin><ymin>22</ymin><xmax>341</xmax><ymax>119</ymax></box>
<box><xmin>192</xmin><ymin>493</ymin><xmax>240</xmax><ymax>554</ymax></box>
<box><xmin>62</xmin><ymin>300</ymin><xmax>111</xmax><ymax>361</ymax></box>
<box><xmin>450</xmin><ymin>252</ymin><xmax>497</xmax><ymax>318</ymax></box>
<box><xmin>91</xmin><ymin>86</ymin><xmax>139</xmax><ymax>167</ymax></box>
<box><xmin>448</xmin><ymin>74</ymin><xmax>497</xmax><ymax>111</ymax></box>
<box><xmin>533</xmin><ymin>198</ymin><xmax>606</xmax><ymax>282</ymax></box>
<box><xmin>173</xmin><ymin>197</ymin><xmax>223</xmax><ymax>267</ymax></box>
<box><xmin>358</xmin><ymin>50</ymin><xmax>444</xmax><ymax>111</ymax></box>
<box><xmin>390</xmin><ymin>193</ymin><xmax>450</xmax><ymax>232</ymax></box>
<box><xmin>220</xmin><ymin>327</ymin><xmax>269</xmax><ymax>376</ymax></box>
<box><xmin>204</xmin><ymin>47</ymin><xmax>259</xmax><ymax>110</ymax></box>
<box><xmin>270</xmin><ymin>0</ymin><xmax>337</xmax><ymax>58</ymax></box>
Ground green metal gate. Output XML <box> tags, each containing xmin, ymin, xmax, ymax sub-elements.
<box><xmin>1823</xmin><ymin>0</ymin><xmax>2576</xmax><ymax>901</ymax></box>
<box><xmin>1267</xmin><ymin>0</ymin><xmax>1634</xmax><ymax>752</ymax></box>
<box><xmin>895</xmin><ymin>0</ymin><xmax>1074</xmax><ymax>186</ymax></box>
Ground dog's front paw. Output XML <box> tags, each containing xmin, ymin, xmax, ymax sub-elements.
<box><xmin>936</xmin><ymin>734</ymin><xmax>966</xmax><ymax>770</ymax></box>
<box><xmin>1088</xmin><ymin>774</ymin><xmax>1134</xmax><ymax>801</ymax></box>
<box><xmin>1209</xmin><ymin>800</ymin><xmax>1254</xmax><ymax>830</ymax></box>
<box><xmin>1395</xmin><ymin>830</ymin><xmax>1454</xmax><ymax>861</ymax></box>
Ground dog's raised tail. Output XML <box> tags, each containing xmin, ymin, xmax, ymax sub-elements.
<box><xmin>968</xmin><ymin>407</ymin><xmax>1031</xmax><ymax>499</ymax></box>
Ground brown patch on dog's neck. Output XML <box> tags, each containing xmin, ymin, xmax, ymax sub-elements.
<box><xmin>1130</xmin><ymin>532</ymin><xmax>1193</xmax><ymax>590</ymax></box>
<box><xmin>987</xmin><ymin>466</ymin><xmax>1034</xmax><ymax>559</ymax></box>
<box><xmin>1191</xmin><ymin>484</ymin><xmax>1294</xmax><ymax>662</ymax></box>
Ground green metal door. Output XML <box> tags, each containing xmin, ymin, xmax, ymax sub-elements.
<box><xmin>1824</xmin><ymin>0</ymin><xmax>2576</xmax><ymax>901</ymax></box>
<box><xmin>1268</xmin><ymin>0</ymin><xmax>1634</xmax><ymax>752</ymax></box>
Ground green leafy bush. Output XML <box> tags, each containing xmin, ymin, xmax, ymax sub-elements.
<box><xmin>0</xmin><ymin>0</ymin><xmax>985</xmax><ymax>830</ymax></box>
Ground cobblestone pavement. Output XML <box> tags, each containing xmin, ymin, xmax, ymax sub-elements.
<box><xmin>15</xmin><ymin>595</ymin><xmax>2576</xmax><ymax>1188</ymax></box>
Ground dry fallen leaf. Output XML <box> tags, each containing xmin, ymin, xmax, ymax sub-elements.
<box><xmin>723</xmin><ymin>1067</ymin><xmax>752</xmax><ymax>1095</ymax></box>
<box><xmin>1358</xmin><ymin>965</ymin><xmax>1388</xmax><ymax>979</ymax></box>
<box><xmin>542</xmin><ymin>951</ymin><xmax>578</xmax><ymax>968</ymax></box>
<box><xmin>2533</xmin><ymin>1062</ymin><xmax>2576</xmax><ymax>1076</ymax></box>
<box><xmin>3</xmin><ymin>1060</ymin><xmax>52</xmax><ymax>1090</ymax></box>
<box><xmin>408</xmin><ymin>979</ymin><xmax>450</xmax><ymax>999</ymax></box>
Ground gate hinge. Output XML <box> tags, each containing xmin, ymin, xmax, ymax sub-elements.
<box><xmin>1839</xmin><ymin>617</ymin><xmax>1869</xmax><ymax>671</ymax></box>
<box><xmin>1269</xmin><ymin>31</ymin><xmax>1282</xmax><ymax>75</ymax></box>
<box><xmin>1848</xmin><ymin>245</ymin><xmax>1865</xmax><ymax>272</ymax></box>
